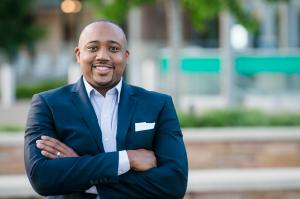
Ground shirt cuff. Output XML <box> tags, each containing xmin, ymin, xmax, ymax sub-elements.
<box><xmin>118</xmin><ymin>150</ymin><xmax>130</xmax><ymax>175</ymax></box>
<box><xmin>85</xmin><ymin>186</ymin><xmax>98</xmax><ymax>194</ymax></box>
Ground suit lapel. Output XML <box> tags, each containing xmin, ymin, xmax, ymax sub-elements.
<box><xmin>71</xmin><ymin>77</ymin><xmax>104</xmax><ymax>152</ymax></box>
<box><xmin>117</xmin><ymin>82</ymin><xmax>137</xmax><ymax>150</ymax></box>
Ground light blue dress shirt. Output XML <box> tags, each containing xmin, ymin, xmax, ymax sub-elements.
<box><xmin>83</xmin><ymin>77</ymin><xmax>130</xmax><ymax>196</ymax></box>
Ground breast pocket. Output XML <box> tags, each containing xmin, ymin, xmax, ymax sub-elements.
<box><xmin>126</xmin><ymin>126</ymin><xmax>155</xmax><ymax>150</ymax></box>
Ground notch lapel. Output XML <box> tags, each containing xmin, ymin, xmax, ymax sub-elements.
<box><xmin>71</xmin><ymin>77</ymin><xmax>104</xmax><ymax>152</ymax></box>
<box><xmin>117</xmin><ymin>82</ymin><xmax>137</xmax><ymax>150</ymax></box>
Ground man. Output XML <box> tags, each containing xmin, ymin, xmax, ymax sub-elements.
<box><xmin>24</xmin><ymin>19</ymin><xmax>188</xmax><ymax>199</ymax></box>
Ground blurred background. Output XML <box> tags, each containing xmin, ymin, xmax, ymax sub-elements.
<box><xmin>0</xmin><ymin>0</ymin><xmax>300</xmax><ymax>198</ymax></box>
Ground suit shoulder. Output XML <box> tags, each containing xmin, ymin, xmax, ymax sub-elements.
<box><xmin>36</xmin><ymin>83</ymin><xmax>74</xmax><ymax>99</ymax></box>
<box><xmin>130</xmin><ymin>85</ymin><xmax>171</xmax><ymax>101</ymax></box>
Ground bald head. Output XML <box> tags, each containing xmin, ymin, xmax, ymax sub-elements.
<box><xmin>74</xmin><ymin>19</ymin><xmax>129</xmax><ymax>95</ymax></box>
<box><xmin>78</xmin><ymin>20</ymin><xmax>128</xmax><ymax>49</ymax></box>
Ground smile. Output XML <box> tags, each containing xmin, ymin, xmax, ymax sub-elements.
<box><xmin>92</xmin><ymin>64</ymin><xmax>115</xmax><ymax>74</ymax></box>
<box><xmin>92</xmin><ymin>63</ymin><xmax>115</xmax><ymax>69</ymax></box>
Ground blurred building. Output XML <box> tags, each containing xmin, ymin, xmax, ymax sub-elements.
<box><xmin>127</xmin><ymin>0</ymin><xmax>300</xmax><ymax>113</ymax></box>
<box><xmin>14</xmin><ymin>0</ymin><xmax>92</xmax><ymax>83</ymax></box>
<box><xmin>13</xmin><ymin>0</ymin><xmax>300</xmax><ymax>112</ymax></box>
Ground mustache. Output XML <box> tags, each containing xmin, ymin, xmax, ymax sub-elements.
<box><xmin>91</xmin><ymin>63</ymin><xmax>116</xmax><ymax>69</ymax></box>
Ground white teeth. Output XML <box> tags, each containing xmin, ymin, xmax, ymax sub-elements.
<box><xmin>97</xmin><ymin>66</ymin><xmax>109</xmax><ymax>68</ymax></box>
<box><xmin>93</xmin><ymin>65</ymin><xmax>111</xmax><ymax>68</ymax></box>
<box><xmin>93</xmin><ymin>65</ymin><xmax>112</xmax><ymax>72</ymax></box>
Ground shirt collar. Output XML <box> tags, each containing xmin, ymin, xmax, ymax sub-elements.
<box><xmin>83</xmin><ymin>77</ymin><xmax>123</xmax><ymax>104</ymax></box>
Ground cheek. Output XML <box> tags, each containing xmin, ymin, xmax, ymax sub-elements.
<box><xmin>114</xmin><ymin>52</ymin><xmax>128</xmax><ymax>64</ymax></box>
<box><xmin>81</xmin><ymin>53</ymin><xmax>94</xmax><ymax>64</ymax></box>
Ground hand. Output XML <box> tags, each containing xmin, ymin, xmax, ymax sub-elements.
<box><xmin>127</xmin><ymin>149</ymin><xmax>157</xmax><ymax>171</ymax></box>
<box><xmin>36</xmin><ymin>136</ymin><xmax>79</xmax><ymax>159</ymax></box>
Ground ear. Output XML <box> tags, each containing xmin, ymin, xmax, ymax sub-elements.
<box><xmin>125</xmin><ymin>50</ymin><xmax>130</xmax><ymax>57</ymax></box>
<box><xmin>74</xmin><ymin>47</ymin><xmax>80</xmax><ymax>63</ymax></box>
<box><xmin>125</xmin><ymin>50</ymin><xmax>130</xmax><ymax>64</ymax></box>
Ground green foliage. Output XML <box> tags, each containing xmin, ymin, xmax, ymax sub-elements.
<box><xmin>87</xmin><ymin>0</ymin><xmax>155</xmax><ymax>24</ymax></box>
<box><xmin>225</xmin><ymin>0</ymin><xmax>259</xmax><ymax>33</ymax></box>
<box><xmin>16</xmin><ymin>80</ymin><xmax>67</xmax><ymax>99</ymax></box>
<box><xmin>86</xmin><ymin>0</ymin><xmax>261</xmax><ymax>34</ymax></box>
<box><xmin>266</xmin><ymin>0</ymin><xmax>289</xmax><ymax>3</ymax></box>
<box><xmin>179</xmin><ymin>109</ymin><xmax>300</xmax><ymax>127</ymax></box>
<box><xmin>181</xmin><ymin>0</ymin><xmax>222</xmax><ymax>31</ymax></box>
<box><xmin>0</xmin><ymin>0</ymin><xmax>44</xmax><ymax>60</ymax></box>
<box><xmin>86</xmin><ymin>0</ymin><xmax>286</xmax><ymax>33</ymax></box>
<box><xmin>182</xmin><ymin>0</ymin><xmax>258</xmax><ymax>32</ymax></box>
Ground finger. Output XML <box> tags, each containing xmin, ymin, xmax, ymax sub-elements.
<box><xmin>41</xmin><ymin>136</ymin><xmax>73</xmax><ymax>154</ymax></box>
<box><xmin>38</xmin><ymin>139</ymin><xmax>66</xmax><ymax>154</ymax></box>
<box><xmin>41</xmin><ymin>150</ymin><xmax>57</xmax><ymax>159</ymax></box>
<box><xmin>37</xmin><ymin>142</ymin><xmax>64</xmax><ymax>157</ymax></box>
<box><xmin>38</xmin><ymin>140</ymin><xmax>78</xmax><ymax>158</ymax></box>
<box><xmin>41</xmin><ymin>136</ymin><xmax>66</xmax><ymax>150</ymax></box>
<box><xmin>41</xmin><ymin>136</ymin><xmax>78</xmax><ymax>156</ymax></box>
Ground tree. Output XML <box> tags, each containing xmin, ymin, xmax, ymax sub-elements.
<box><xmin>182</xmin><ymin>0</ymin><xmax>258</xmax><ymax>33</ymax></box>
<box><xmin>0</xmin><ymin>0</ymin><xmax>43</xmax><ymax>107</ymax></box>
<box><xmin>0</xmin><ymin>0</ymin><xmax>43</xmax><ymax>62</ymax></box>
<box><xmin>88</xmin><ymin>0</ymin><xmax>154</xmax><ymax>24</ymax></box>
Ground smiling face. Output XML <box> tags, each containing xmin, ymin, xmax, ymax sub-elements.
<box><xmin>74</xmin><ymin>21</ymin><xmax>129</xmax><ymax>95</ymax></box>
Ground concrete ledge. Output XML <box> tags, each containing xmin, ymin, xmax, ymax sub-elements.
<box><xmin>1</xmin><ymin>168</ymin><xmax>300</xmax><ymax>197</ymax></box>
<box><xmin>0</xmin><ymin>175</ymin><xmax>37</xmax><ymax>198</ymax></box>
<box><xmin>0</xmin><ymin>133</ymin><xmax>24</xmax><ymax>145</ymax></box>
<box><xmin>183</xmin><ymin>127</ymin><xmax>300</xmax><ymax>142</ymax></box>
<box><xmin>188</xmin><ymin>168</ymin><xmax>300</xmax><ymax>192</ymax></box>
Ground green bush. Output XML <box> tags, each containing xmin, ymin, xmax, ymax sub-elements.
<box><xmin>269</xmin><ymin>113</ymin><xmax>300</xmax><ymax>126</ymax></box>
<box><xmin>0</xmin><ymin>125</ymin><xmax>24</xmax><ymax>132</ymax></box>
<box><xmin>16</xmin><ymin>80</ymin><xmax>67</xmax><ymax>99</ymax></box>
<box><xmin>179</xmin><ymin>109</ymin><xmax>300</xmax><ymax>127</ymax></box>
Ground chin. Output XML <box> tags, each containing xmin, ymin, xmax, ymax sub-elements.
<box><xmin>95</xmin><ymin>80</ymin><xmax>114</xmax><ymax>87</ymax></box>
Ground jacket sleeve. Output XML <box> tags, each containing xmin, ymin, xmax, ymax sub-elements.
<box><xmin>24</xmin><ymin>94</ymin><xmax>119</xmax><ymax>196</ymax></box>
<box><xmin>99</xmin><ymin>96</ymin><xmax>188</xmax><ymax>199</ymax></box>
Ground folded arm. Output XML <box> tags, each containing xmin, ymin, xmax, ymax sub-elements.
<box><xmin>25</xmin><ymin>94</ymin><xmax>157</xmax><ymax>196</ymax></box>
<box><xmin>24</xmin><ymin>93</ymin><xmax>118</xmax><ymax>195</ymax></box>
<box><xmin>35</xmin><ymin>95</ymin><xmax>188</xmax><ymax>198</ymax></box>
<box><xmin>105</xmin><ymin>96</ymin><xmax>188</xmax><ymax>198</ymax></box>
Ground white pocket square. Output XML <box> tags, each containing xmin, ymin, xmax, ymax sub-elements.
<box><xmin>135</xmin><ymin>122</ymin><xmax>155</xmax><ymax>132</ymax></box>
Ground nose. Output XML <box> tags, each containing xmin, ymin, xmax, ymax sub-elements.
<box><xmin>96</xmin><ymin>48</ymin><xmax>109</xmax><ymax>61</ymax></box>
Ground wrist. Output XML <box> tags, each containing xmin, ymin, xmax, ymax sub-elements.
<box><xmin>127</xmin><ymin>150</ymin><xmax>135</xmax><ymax>169</ymax></box>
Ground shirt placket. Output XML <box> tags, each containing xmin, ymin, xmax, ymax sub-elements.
<box><xmin>100</xmin><ymin>94</ymin><xmax>116</xmax><ymax>152</ymax></box>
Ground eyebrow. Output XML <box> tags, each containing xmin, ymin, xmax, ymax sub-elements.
<box><xmin>86</xmin><ymin>40</ymin><xmax>121</xmax><ymax>46</ymax></box>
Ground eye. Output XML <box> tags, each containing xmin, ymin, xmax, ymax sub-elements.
<box><xmin>87</xmin><ymin>46</ymin><xmax>98</xmax><ymax>52</ymax></box>
<box><xmin>109</xmin><ymin>46</ymin><xmax>120</xmax><ymax>53</ymax></box>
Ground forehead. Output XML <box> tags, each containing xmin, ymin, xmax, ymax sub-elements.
<box><xmin>79</xmin><ymin>22</ymin><xmax>126</xmax><ymax>46</ymax></box>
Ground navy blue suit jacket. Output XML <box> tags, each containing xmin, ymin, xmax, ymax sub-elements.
<box><xmin>24</xmin><ymin>77</ymin><xmax>188</xmax><ymax>199</ymax></box>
